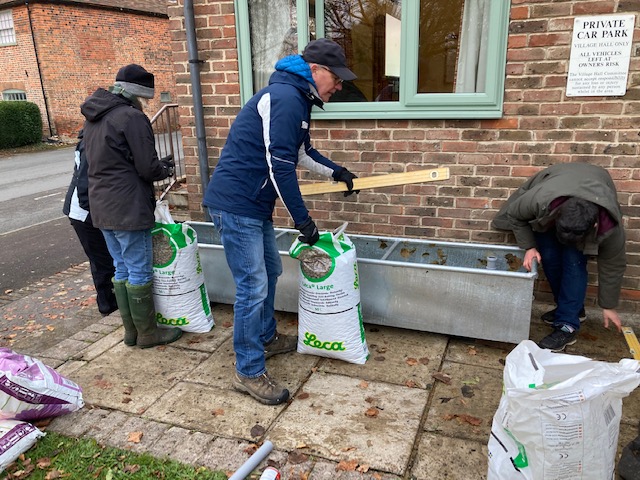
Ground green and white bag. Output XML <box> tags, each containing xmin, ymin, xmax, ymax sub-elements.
<box><xmin>289</xmin><ymin>224</ymin><xmax>369</xmax><ymax>364</ymax></box>
<box><xmin>151</xmin><ymin>201</ymin><xmax>214</xmax><ymax>333</ymax></box>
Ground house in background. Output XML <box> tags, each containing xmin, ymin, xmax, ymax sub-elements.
<box><xmin>0</xmin><ymin>0</ymin><xmax>176</xmax><ymax>140</ymax></box>
<box><xmin>168</xmin><ymin>0</ymin><xmax>639</xmax><ymax>311</ymax></box>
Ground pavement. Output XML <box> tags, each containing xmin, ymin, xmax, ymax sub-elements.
<box><xmin>1</xmin><ymin>262</ymin><xmax>640</xmax><ymax>479</ymax></box>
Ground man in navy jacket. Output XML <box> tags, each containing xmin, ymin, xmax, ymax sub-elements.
<box><xmin>204</xmin><ymin>38</ymin><xmax>358</xmax><ymax>405</ymax></box>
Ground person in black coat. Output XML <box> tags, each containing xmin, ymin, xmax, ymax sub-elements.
<box><xmin>63</xmin><ymin>131</ymin><xmax>118</xmax><ymax>316</ymax></box>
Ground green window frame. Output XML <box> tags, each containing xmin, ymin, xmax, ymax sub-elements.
<box><xmin>234</xmin><ymin>0</ymin><xmax>510</xmax><ymax>119</ymax></box>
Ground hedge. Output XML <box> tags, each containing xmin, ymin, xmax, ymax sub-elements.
<box><xmin>0</xmin><ymin>101</ymin><xmax>43</xmax><ymax>148</ymax></box>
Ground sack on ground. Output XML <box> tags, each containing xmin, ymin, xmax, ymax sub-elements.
<box><xmin>0</xmin><ymin>420</ymin><xmax>44</xmax><ymax>473</ymax></box>
<box><xmin>0</xmin><ymin>348</ymin><xmax>84</xmax><ymax>421</ymax></box>
<box><xmin>152</xmin><ymin>201</ymin><xmax>214</xmax><ymax>333</ymax></box>
<box><xmin>487</xmin><ymin>340</ymin><xmax>640</xmax><ymax>480</ymax></box>
<box><xmin>289</xmin><ymin>225</ymin><xmax>369</xmax><ymax>365</ymax></box>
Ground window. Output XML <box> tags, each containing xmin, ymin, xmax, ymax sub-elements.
<box><xmin>0</xmin><ymin>10</ymin><xmax>16</xmax><ymax>46</ymax></box>
<box><xmin>234</xmin><ymin>0</ymin><xmax>510</xmax><ymax>119</ymax></box>
<box><xmin>2</xmin><ymin>89</ymin><xmax>26</xmax><ymax>101</ymax></box>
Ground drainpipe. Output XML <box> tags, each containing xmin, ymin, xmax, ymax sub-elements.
<box><xmin>184</xmin><ymin>0</ymin><xmax>210</xmax><ymax>220</ymax></box>
<box><xmin>25</xmin><ymin>1</ymin><xmax>54</xmax><ymax>138</ymax></box>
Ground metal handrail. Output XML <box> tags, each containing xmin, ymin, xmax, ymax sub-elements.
<box><xmin>150</xmin><ymin>104</ymin><xmax>184</xmax><ymax>201</ymax></box>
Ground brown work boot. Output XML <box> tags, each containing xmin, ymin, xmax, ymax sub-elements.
<box><xmin>233</xmin><ymin>372</ymin><xmax>289</xmax><ymax>405</ymax></box>
<box><xmin>264</xmin><ymin>332</ymin><xmax>298</xmax><ymax>359</ymax></box>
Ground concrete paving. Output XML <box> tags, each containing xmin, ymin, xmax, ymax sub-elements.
<box><xmin>1</xmin><ymin>262</ymin><xmax>639</xmax><ymax>479</ymax></box>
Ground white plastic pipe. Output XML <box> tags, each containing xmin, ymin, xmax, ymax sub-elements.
<box><xmin>229</xmin><ymin>440</ymin><xmax>274</xmax><ymax>480</ymax></box>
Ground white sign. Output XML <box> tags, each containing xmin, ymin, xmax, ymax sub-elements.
<box><xmin>566</xmin><ymin>14</ymin><xmax>635</xmax><ymax>97</ymax></box>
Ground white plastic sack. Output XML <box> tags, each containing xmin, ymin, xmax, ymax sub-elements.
<box><xmin>289</xmin><ymin>225</ymin><xmax>369</xmax><ymax>364</ymax></box>
<box><xmin>0</xmin><ymin>348</ymin><xmax>84</xmax><ymax>421</ymax></box>
<box><xmin>152</xmin><ymin>201</ymin><xmax>214</xmax><ymax>333</ymax></box>
<box><xmin>487</xmin><ymin>340</ymin><xmax>640</xmax><ymax>480</ymax></box>
<box><xmin>0</xmin><ymin>420</ymin><xmax>44</xmax><ymax>473</ymax></box>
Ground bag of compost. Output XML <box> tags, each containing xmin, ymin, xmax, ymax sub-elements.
<box><xmin>487</xmin><ymin>340</ymin><xmax>640</xmax><ymax>479</ymax></box>
<box><xmin>152</xmin><ymin>201</ymin><xmax>214</xmax><ymax>333</ymax></box>
<box><xmin>289</xmin><ymin>224</ymin><xmax>369</xmax><ymax>364</ymax></box>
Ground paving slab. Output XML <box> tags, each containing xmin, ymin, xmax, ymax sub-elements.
<box><xmin>318</xmin><ymin>324</ymin><xmax>448</xmax><ymax>389</ymax></box>
<box><xmin>112</xmin><ymin>416</ymin><xmax>171</xmax><ymax>453</ymax></box>
<box><xmin>268</xmin><ymin>372</ymin><xmax>428</xmax><ymax>475</ymax></box>
<box><xmin>199</xmin><ymin>436</ymin><xmax>264</xmax><ymax>474</ymax></box>
<box><xmin>447</xmin><ymin>338</ymin><xmax>511</xmax><ymax>370</ymax></box>
<box><xmin>86</xmin><ymin>409</ymin><xmax>132</xmax><ymax>445</ymax></box>
<box><xmin>48</xmin><ymin>407</ymin><xmax>111</xmax><ymax>438</ymax></box>
<box><xmin>143</xmin><ymin>380</ymin><xmax>287</xmax><ymax>440</ymax></box>
<box><xmin>411</xmin><ymin>433</ymin><xmax>488</xmax><ymax>479</ymax></box>
<box><xmin>308</xmin><ymin>459</ymin><xmax>403</xmax><ymax>479</ymax></box>
<box><xmin>66</xmin><ymin>343</ymin><xmax>210</xmax><ymax>413</ymax></box>
<box><xmin>423</xmin><ymin>360</ymin><xmax>503</xmax><ymax>443</ymax></box>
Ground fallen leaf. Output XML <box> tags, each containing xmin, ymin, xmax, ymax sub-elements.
<box><xmin>121</xmin><ymin>398</ymin><xmax>132</xmax><ymax>404</ymax></box>
<box><xmin>458</xmin><ymin>413</ymin><xmax>482</xmax><ymax>426</ymax></box>
<box><xmin>244</xmin><ymin>444</ymin><xmax>258</xmax><ymax>455</ymax></box>
<box><xmin>295</xmin><ymin>442</ymin><xmax>308</xmax><ymax>449</ymax></box>
<box><xmin>250</xmin><ymin>424</ymin><xmax>266</xmax><ymax>437</ymax></box>
<box><xmin>461</xmin><ymin>377</ymin><xmax>480</xmax><ymax>385</ymax></box>
<box><xmin>432</xmin><ymin>372</ymin><xmax>452</xmax><ymax>384</ymax></box>
<box><xmin>467</xmin><ymin>346</ymin><xmax>477</xmax><ymax>355</ymax></box>
<box><xmin>287</xmin><ymin>451</ymin><xmax>309</xmax><ymax>464</ymax></box>
<box><xmin>419</xmin><ymin>357</ymin><xmax>430</xmax><ymax>365</ymax></box>
<box><xmin>123</xmin><ymin>464</ymin><xmax>141</xmax><ymax>474</ymax></box>
<box><xmin>222</xmin><ymin>321</ymin><xmax>233</xmax><ymax>328</ymax></box>
<box><xmin>358</xmin><ymin>380</ymin><xmax>369</xmax><ymax>389</ymax></box>
<box><xmin>357</xmin><ymin>464</ymin><xmax>370</xmax><ymax>473</ymax></box>
<box><xmin>297</xmin><ymin>392</ymin><xmax>310</xmax><ymax>400</ymax></box>
<box><xmin>336</xmin><ymin>459</ymin><xmax>358</xmax><ymax>472</ymax></box>
<box><xmin>461</xmin><ymin>385</ymin><xmax>475</xmax><ymax>398</ymax></box>
<box><xmin>364</xmin><ymin>407</ymin><xmax>380</xmax><ymax>418</ymax></box>
<box><xmin>44</xmin><ymin>469</ymin><xmax>65</xmax><ymax>479</ymax></box>
<box><xmin>375</xmin><ymin>346</ymin><xmax>388</xmax><ymax>354</ymax></box>
<box><xmin>123</xmin><ymin>386</ymin><xmax>133</xmax><ymax>395</ymax></box>
<box><xmin>211</xmin><ymin>408</ymin><xmax>225</xmax><ymax>416</ymax></box>
<box><xmin>127</xmin><ymin>431</ymin><xmax>143</xmax><ymax>443</ymax></box>
<box><xmin>405</xmin><ymin>380</ymin><xmax>419</xmax><ymax>388</ymax></box>
<box><xmin>373</xmin><ymin>355</ymin><xmax>385</xmax><ymax>361</ymax></box>
<box><xmin>405</xmin><ymin>357</ymin><xmax>418</xmax><ymax>366</ymax></box>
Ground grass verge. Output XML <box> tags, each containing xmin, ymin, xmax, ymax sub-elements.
<box><xmin>3</xmin><ymin>431</ymin><xmax>228</xmax><ymax>480</ymax></box>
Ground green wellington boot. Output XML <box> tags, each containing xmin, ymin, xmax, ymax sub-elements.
<box><xmin>126</xmin><ymin>281</ymin><xmax>182</xmax><ymax>349</ymax></box>
<box><xmin>112</xmin><ymin>278</ymin><xmax>137</xmax><ymax>346</ymax></box>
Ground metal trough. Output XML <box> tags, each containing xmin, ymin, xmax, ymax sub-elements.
<box><xmin>188</xmin><ymin>222</ymin><xmax>538</xmax><ymax>344</ymax></box>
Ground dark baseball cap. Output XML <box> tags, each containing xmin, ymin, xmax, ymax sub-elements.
<box><xmin>302</xmin><ymin>38</ymin><xmax>357</xmax><ymax>81</ymax></box>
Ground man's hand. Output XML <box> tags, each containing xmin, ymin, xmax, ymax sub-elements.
<box><xmin>602</xmin><ymin>308</ymin><xmax>623</xmax><ymax>332</ymax></box>
<box><xmin>160</xmin><ymin>154</ymin><xmax>175</xmax><ymax>177</ymax></box>
<box><xmin>333</xmin><ymin>167</ymin><xmax>359</xmax><ymax>197</ymax></box>
<box><xmin>523</xmin><ymin>247</ymin><xmax>541</xmax><ymax>272</ymax></box>
<box><xmin>296</xmin><ymin>217</ymin><xmax>319</xmax><ymax>245</ymax></box>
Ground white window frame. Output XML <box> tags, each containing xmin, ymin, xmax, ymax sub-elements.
<box><xmin>0</xmin><ymin>10</ymin><xmax>16</xmax><ymax>46</ymax></box>
<box><xmin>234</xmin><ymin>0</ymin><xmax>511</xmax><ymax>119</ymax></box>
<box><xmin>2</xmin><ymin>89</ymin><xmax>26</xmax><ymax>101</ymax></box>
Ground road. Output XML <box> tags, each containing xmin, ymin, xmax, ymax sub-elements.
<box><xmin>0</xmin><ymin>147</ymin><xmax>88</xmax><ymax>293</ymax></box>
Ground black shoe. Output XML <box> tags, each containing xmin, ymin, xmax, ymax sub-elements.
<box><xmin>538</xmin><ymin>326</ymin><xmax>578</xmax><ymax>351</ymax></box>
<box><xmin>541</xmin><ymin>307</ymin><xmax>586</xmax><ymax>325</ymax></box>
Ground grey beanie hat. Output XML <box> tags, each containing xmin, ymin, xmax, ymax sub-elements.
<box><xmin>114</xmin><ymin>64</ymin><xmax>155</xmax><ymax>99</ymax></box>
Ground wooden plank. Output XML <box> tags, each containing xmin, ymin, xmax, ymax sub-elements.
<box><xmin>299</xmin><ymin>167</ymin><xmax>450</xmax><ymax>196</ymax></box>
<box><xmin>622</xmin><ymin>326</ymin><xmax>640</xmax><ymax>360</ymax></box>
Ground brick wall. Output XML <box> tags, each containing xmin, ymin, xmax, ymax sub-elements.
<box><xmin>169</xmin><ymin>0</ymin><xmax>640</xmax><ymax>311</ymax></box>
<box><xmin>1</xmin><ymin>3</ymin><xmax>175</xmax><ymax>139</ymax></box>
<box><xmin>0</xmin><ymin>6</ymin><xmax>50</xmax><ymax>135</ymax></box>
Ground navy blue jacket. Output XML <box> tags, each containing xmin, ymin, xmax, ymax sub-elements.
<box><xmin>203</xmin><ymin>55</ymin><xmax>341</xmax><ymax>226</ymax></box>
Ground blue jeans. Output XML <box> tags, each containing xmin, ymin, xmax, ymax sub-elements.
<box><xmin>209</xmin><ymin>209</ymin><xmax>283</xmax><ymax>378</ymax></box>
<box><xmin>535</xmin><ymin>229</ymin><xmax>588</xmax><ymax>330</ymax></box>
<box><xmin>101</xmin><ymin>229</ymin><xmax>154</xmax><ymax>286</ymax></box>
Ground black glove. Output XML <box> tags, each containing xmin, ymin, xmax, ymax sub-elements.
<box><xmin>333</xmin><ymin>167</ymin><xmax>359</xmax><ymax>197</ymax></box>
<box><xmin>296</xmin><ymin>217</ymin><xmax>319</xmax><ymax>246</ymax></box>
<box><xmin>160</xmin><ymin>154</ymin><xmax>175</xmax><ymax>177</ymax></box>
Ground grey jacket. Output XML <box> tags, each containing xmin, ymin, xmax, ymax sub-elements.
<box><xmin>493</xmin><ymin>163</ymin><xmax>626</xmax><ymax>309</ymax></box>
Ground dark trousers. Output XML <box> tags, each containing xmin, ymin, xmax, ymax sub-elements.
<box><xmin>70</xmin><ymin>218</ymin><xmax>118</xmax><ymax>315</ymax></box>
<box><xmin>534</xmin><ymin>228</ymin><xmax>588</xmax><ymax>331</ymax></box>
